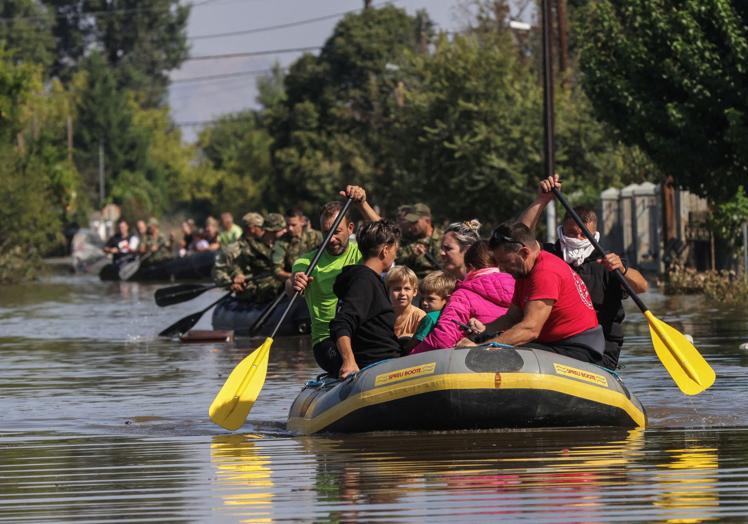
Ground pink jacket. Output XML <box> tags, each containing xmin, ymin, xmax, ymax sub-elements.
<box><xmin>411</xmin><ymin>268</ymin><xmax>515</xmax><ymax>353</ymax></box>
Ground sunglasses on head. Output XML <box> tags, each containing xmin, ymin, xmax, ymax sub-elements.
<box><xmin>490</xmin><ymin>230</ymin><xmax>526</xmax><ymax>248</ymax></box>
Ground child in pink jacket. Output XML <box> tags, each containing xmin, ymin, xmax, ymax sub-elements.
<box><xmin>411</xmin><ymin>240</ymin><xmax>514</xmax><ymax>353</ymax></box>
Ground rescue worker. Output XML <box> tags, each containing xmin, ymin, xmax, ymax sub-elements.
<box><xmin>518</xmin><ymin>175</ymin><xmax>649</xmax><ymax>369</ymax></box>
<box><xmin>396</xmin><ymin>203</ymin><xmax>443</xmax><ymax>279</ymax></box>
<box><xmin>140</xmin><ymin>218</ymin><xmax>171</xmax><ymax>264</ymax></box>
<box><xmin>274</xmin><ymin>208</ymin><xmax>323</xmax><ymax>281</ymax></box>
<box><xmin>213</xmin><ymin>212</ymin><xmax>287</xmax><ymax>303</ymax></box>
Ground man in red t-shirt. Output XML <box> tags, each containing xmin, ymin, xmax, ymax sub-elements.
<box><xmin>466</xmin><ymin>222</ymin><xmax>604</xmax><ymax>364</ymax></box>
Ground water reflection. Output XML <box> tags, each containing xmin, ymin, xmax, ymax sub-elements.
<box><xmin>211</xmin><ymin>434</ymin><xmax>273</xmax><ymax>519</ymax></box>
<box><xmin>273</xmin><ymin>429</ymin><xmax>727</xmax><ymax>522</ymax></box>
<box><xmin>655</xmin><ymin>446</ymin><xmax>719</xmax><ymax>523</ymax></box>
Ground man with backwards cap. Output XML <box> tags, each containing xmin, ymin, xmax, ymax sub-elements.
<box><xmin>213</xmin><ymin>212</ymin><xmax>287</xmax><ymax>303</ymax></box>
<box><xmin>396</xmin><ymin>203</ymin><xmax>443</xmax><ymax>279</ymax></box>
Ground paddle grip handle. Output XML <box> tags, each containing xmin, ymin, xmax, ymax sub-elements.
<box><xmin>269</xmin><ymin>197</ymin><xmax>355</xmax><ymax>339</ymax></box>
<box><xmin>551</xmin><ymin>187</ymin><xmax>648</xmax><ymax>313</ymax></box>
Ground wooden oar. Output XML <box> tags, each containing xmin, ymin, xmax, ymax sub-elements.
<box><xmin>158</xmin><ymin>292</ymin><xmax>232</xmax><ymax>338</ymax></box>
<box><xmin>209</xmin><ymin>197</ymin><xmax>354</xmax><ymax>431</ymax></box>
<box><xmin>155</xmin><ymin>284</ymin><xmax>219</xmax><ymax>307</ymax></box>
<box><xmin>551</xmin><ymin>187</ymin><xmax>715</xmax><ymax>395</ymax></box>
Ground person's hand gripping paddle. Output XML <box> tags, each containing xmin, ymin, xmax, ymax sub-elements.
<box><xmin>209</xmin><ymin>197</ymin><xmax>354</xmax><ymax>430</ymax></box>
<box><xmin>551</xmin><ymin>187</ymin><xmax>715</xmax><ymax>395</ymax></box>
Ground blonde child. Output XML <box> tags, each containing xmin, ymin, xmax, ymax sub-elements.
<box><xmin>385</xmin><ymin>266</ymin><xmax>425</xmax><ymax>338</ymax></box>
<box><xmin>409</xmin><ymin>271</ymin><xmax>457</xmax><ymax>350</ymax></box>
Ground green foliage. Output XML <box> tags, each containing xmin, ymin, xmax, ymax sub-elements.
<box><xmin>577</xmin><ymin>0</ymin><xmax>748</xmax><ymax>203</ymax></box>
<box><xmin>0</xmin><ymin>1</ymin><xmax>55</xmax><ymax>69</ymax></box>
<box><xmin>268</xmin><ymin>5</ymin><xmax>425</xmax><ymax>215</ymax></box>
<box><xmin>711</xmin><ymin>185</ymin><xmax>748</xmax><ymax>250</ymax></box>
<box><xmin>74</xmin><ymin>53</ymin><xmax>151</xmax><ymax>206</ymax></box>
<box><xmin>42</xmin><ymin>0</ymin><xmax>190</xmax><ymax>105</ymax></box>
<box><xmin>196</xmin><ymin>111</ymin><xmax>273</xmax><ymax>217</ymax></box>
<box><xmin>0</xmin><ymin>50</ymin><xmax>85</xmax><ymax>282</ymax></box>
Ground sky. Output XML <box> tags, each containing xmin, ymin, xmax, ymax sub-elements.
<box><xmin>169</xmin><ymin>0</ymin><xmax>534</xmax><ymax>142</ymax></box>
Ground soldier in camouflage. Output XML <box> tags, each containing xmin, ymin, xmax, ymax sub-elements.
<box><xmin>140</xmin><ymin>218</ymin><xmax>172</xmax><ymax>264</ymax></box>
<box><xmin>274</xmin><ymin>208</ymin><xmax>323</xmax><ymax>280</ymax></box>
<box><xmin>212</xmin><ymin>212</ymin><xmax>287</xmax><ymax>303</ymax></box>
<box><xmin>396</xmin><ymin>203</ymin><xmax>443</xmax><ymax>279</ymax></box>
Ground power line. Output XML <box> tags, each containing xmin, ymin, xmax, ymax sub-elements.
<box><xmin>174</xmin><ymin>115</ymin><xmax>255</xmax><ymax>127</ymax></box>
<box><xmin>171</xmin><ymin>67</ymin><xmax>283</xmax><ymax>84</ymax></box>
<box><xmin>186</xmin><ymin>46</ymin><xmax>321</xmax><ymax>61</ymax></box>
<box><xmin>188</xmin><ymin>2</ymin><xmax>394</xmax><ymax>41</ymax></box>
<box><xmin>0</xmin><ymin>0</ymin><xmax>217</xmax><ymax>23</ymax></box>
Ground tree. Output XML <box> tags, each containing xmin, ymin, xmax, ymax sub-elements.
<box><xmin>74</xmin><ymin>52</ymin><xmax>150</xmax><ymax>206</ymax></box>
<box><xmin>577</xmin><ymin>0</ymin><xmax>748</xmax><ymax>203</ymax></box>
<box><xmin>0</xmin><ymin>0</ymin><xmax>56</xmax><ymax>69</ymax></box>
<box><xmin>196</xmin><ymin>111</ymin><xmax>273</xmax><ymax>217</ymax></box>
<box><xmin>268</xmin><ymin>6</ymin><xmax>428</xmax><ymax>213</ymax></box>
<box><xmin>43</xmin><ymin>0</ymin><xmax>190</xmax><ymax>105</ymax></box>
<box><xmin>0</xmin><ymin>50</ymin><xmax>85</xmax><ymax>280</ymax></box>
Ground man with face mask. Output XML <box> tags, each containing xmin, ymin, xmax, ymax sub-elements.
<box><xmin>464</xmin><ymin>222</ymin><xmax>605</xmax><ymax>365</ymax></box>
<box><xmin>288</xmin><ymin>186</ymin><xmax>380</xmax><ymax>363</ymax></box>
<box><xmin>517</xmin><ymin>175</ymin><xmax>648</xmax><ymax>369</ymax></box>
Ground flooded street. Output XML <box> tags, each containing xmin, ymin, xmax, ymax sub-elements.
<box><xmin>2</xmin><ymin>274</ymin><xmax>748</xmax><ymax>522</ymax></box>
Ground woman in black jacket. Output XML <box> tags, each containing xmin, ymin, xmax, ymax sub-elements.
<box><xmin>320</xmin><ymin>219</ymin><xmax>402</xmax><ymax>379</ymax></box>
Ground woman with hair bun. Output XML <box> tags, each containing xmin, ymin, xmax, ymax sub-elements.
<box><xmin>411</xmin><ymin>239</ymin><xmax>515</xmax><ymax>353</ymax></box>
<box><xmin>439</xmin><ymin>219</ymin><xmax>482</xmax><ymax>279</ymax></box>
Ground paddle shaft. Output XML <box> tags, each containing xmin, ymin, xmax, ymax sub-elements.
<box><xmin>119</xmin><ymin>251</ymin><xmax>153</xmax><ymax>280</ymax></box>
<box><xmin>200</xmin><ymin>291</ymin><xmax>233</xmax><ymax>315</ymax></box>
<box><xmin>269</xmin><ymin>197</ymin><xmax>354</xmax><ymax>339</ymax></box>
<box><xmin>248</xmin><ymin>291</ymin><xmax>286</xmax><ymax>335</ymax></box>
<box><xmin>551</xmin><ymin>187</ymin><xmax>648</xmax><ymax>313</ymax></box>
<box><xmin>156</xmin><ymin>272</ymin><xmax>273</xmax><ymax>307</ymax></box>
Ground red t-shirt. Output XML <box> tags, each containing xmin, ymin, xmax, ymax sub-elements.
<box><xmin>512</xmin><ymin>250</ymin><xmax>598</xmax><ymax>343</ymax></box>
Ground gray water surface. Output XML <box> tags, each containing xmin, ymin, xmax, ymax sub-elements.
<box><xmin>1</xmin><ymin>274</ymin><xmax>747</xmax><ymax>522</ymax></box>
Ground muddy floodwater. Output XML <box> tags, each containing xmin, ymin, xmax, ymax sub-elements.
<box><xmin>1</xmin><ymin>274</ymin><xmax>748</xmax><ymax>522</ymax></box>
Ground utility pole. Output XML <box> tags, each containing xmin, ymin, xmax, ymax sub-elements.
<box><xmin>98</xmin><ymin>143</ymin><xmax>105</xmax><ymax>207</ymax></box>
<box><xmin>66</xmin><ymin>116</ymin><xmax>73</xmax><ymax>163</ymax></box>
<box><xmin>542</xmin><ymin>0</ymin><xmax>557</xmax><ymax>243</ymax></box>
<box><xmin>556</xmin><ymin>0</ymin><xmax>569</xmax><ymax>76</ymax></box>
<box><xmin>743</xmin><ymin>222</ymin><xmax>747</xmax><ymax>283</ymax></box>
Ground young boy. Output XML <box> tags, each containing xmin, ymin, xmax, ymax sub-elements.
<box><xmin>409</xmin><ymin>271</ymin><xmax>457</xmax><ymax>350</ymax></box>
<box><xmin>385</xmin><ymin>266</ymin><xmax>426</xmax><ymax>339</ymax></box>
<box><xmin>325</xmin><ymin>220</ymin><xmax>402</xmax><ymax>379</ymax></box>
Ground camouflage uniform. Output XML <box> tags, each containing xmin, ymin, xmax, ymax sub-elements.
<box><xmin>142</xmin><ymin>233</ymin><xmax>171</xmax><ymax>263</ymax></box>
<box><xmin>213</xmin><ymin>237</ymin><xmax>284</xmax><ymax>302</ymax></box>
<box><xmin>212</xmin><ymin>213</ymin><xmax>286</xmax><ymax>303</ymax></box>
<box><xmin>274</xmin><ymin>227</ymin><xmax>323</xmax><ymax>275</ymax></box>
<box><xmin>397</xmin><ymin>226</ymin><xmax>444</xmax><ymax>279</ymax></box>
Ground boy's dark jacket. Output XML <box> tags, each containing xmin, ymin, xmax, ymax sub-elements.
<box><xmin>330</xmin><ymin>265</ymin><xmax>401</xmax><ymax>367</ymax></box>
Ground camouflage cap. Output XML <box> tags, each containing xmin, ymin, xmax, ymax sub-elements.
<box><xmin>397</xmin><ymin>204</ymin><xmax>414</xmax><ymax>217</ymax></box>
<box><xmin>148</xmin><ymin>217</ymin><xmax>160</xmax><ymax>227</ymax></box>
<box><xmin>241</xmin><ymin>212</ymin><xmax>264</xmax><ymax>228</ymax></box>
<box><xmin>403</xmin><ymin>203</ymin><xmax>431</xmax><ymax>223</ymax></box>
<box><xmin>263</xmin><ymin>212</ymin><xmax>286</xmax><ymax>232</ymax></box>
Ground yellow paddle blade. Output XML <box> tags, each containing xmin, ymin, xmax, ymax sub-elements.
<box><xmin>645</xmin><ymin>311</ymin><xmax>716</xmax><ymax>395</ymax></box>
<box><xmin>209</xmin><ymin>337</ymin><xmax>273</xmax><ymax>431</ymax></box>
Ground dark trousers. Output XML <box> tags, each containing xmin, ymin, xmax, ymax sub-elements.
<box><xmin>525</xmin><ymin>325</ymin><xmax>605</xmax><ymax>365</ymax></box>
<box><xmin>313</xmin><ymin>338</ymin><xmax>342</xmax><ymax>377</ymax></box>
